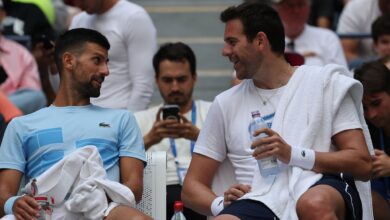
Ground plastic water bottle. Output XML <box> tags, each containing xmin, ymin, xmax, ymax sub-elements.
<box><xmin>171</xmin><ymin>201</ymin><xmax>186</xmax><ymax>220</ymax></box>
<box><xmin>249</xmin><ymin>111</ymin><xmax>279</xmax><ymax>177</ymax></box>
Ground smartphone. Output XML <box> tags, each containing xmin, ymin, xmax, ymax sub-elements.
<box><xmin>38</xmin><ymin>34</ymin><xmax>54</xmax><ymax>49</ymax></box>
<box><xmin>162</xmin><ymin>104</ymin><xmax>180</xmax><ymax>121</ymax></box>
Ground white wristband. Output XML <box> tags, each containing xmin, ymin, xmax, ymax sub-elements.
<box><xmin>289</xmin><ymin>147</ymin><xmax>315</xmax><ymax>170</ymax></box>
<box><xmin>4</xmin><ymin>195</ymin><xmax>21</xmax><ymax>215</ymax></box>
<box><xmin>211</xmin><ymin>196</ymin><xmax>224</xmax><ymax>216</ymax></box>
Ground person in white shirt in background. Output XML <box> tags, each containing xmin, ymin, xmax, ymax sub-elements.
<box><xmin>68</xmin><ymin>0</ymin><xmax>157</xmax><ymax>112</ymax></box>
<box><xmin>134</xmin><ymin>42</ymin><xmax>210</xmax><ymax>220</ymax></box>
<box><xmin>337</xmin><ymin>0</ymin><xmax>390</xmax><ymax>65</ymax></box>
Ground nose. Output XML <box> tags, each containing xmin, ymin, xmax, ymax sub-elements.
<box><xmin>171</xmin><ymin>80</ymin><xmax>180</xmax><ymax>91</ymax></box>
<box><xmin>101</xmin><ymin>63</ymin><xmax>109</xmax><ymax>76</ymax></box>
<box><xmin>365</xmin><ymin>107</ymin><xmax>377</xmax><ymax>121</ymax></box>
<box><xmin>222</xmin><ymin>43</ymin><xmax>231</xmax><ymax>57</ymax></box>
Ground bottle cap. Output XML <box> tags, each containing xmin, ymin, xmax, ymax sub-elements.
<box><xmin>173</xmin><ymin>201</ymin><xmax>184</xmax><ymax>212</ymax></box>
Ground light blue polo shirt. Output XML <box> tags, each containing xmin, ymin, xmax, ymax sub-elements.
<box><xmin>0</xmin><ymin>104</ymin><xmax>146</xmax><ymax>182</ymax></box>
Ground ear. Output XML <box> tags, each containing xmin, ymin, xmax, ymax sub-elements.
<box><xmin>63</xmin><ymin>52</ymin><xmax>76</xmax><ymax>71</ymax></box>
<box><xmin>255</xmin><ymin>32</ymin><xmax>268</xmax><ymax>49</ymax></box>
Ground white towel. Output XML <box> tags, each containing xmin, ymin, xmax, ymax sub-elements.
<box><xmin>272</xmin><ymin>64</ymin><xmax>373</xmax><ymax>220</ymax></box>
<box><xmin>22</xmin><ymin>146</ymin><xmax>135</xmax><ymax>219</ymax></box>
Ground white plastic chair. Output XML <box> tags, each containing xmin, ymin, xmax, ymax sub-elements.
<box><xmin>136</xmin><ymin>151</ymin><xmax>167</xmax><ymax>219</ymax></box>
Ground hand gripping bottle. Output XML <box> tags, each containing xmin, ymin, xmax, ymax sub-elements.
<box><xmin>249</xmin><ymin>111</ymin><xmax>279</xmax><ymax>177</ymax></box>
<box><xmin>171</xmin><ymin>201</ymin><xmax>186</xmax><ymax>220</ymax></box>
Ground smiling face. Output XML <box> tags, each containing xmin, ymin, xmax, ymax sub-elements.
<box><xmin>156</xmin><ymin>59</ymin><xmax>196</xmax><ymax>109</ymax></box>
<box><xmin>363</xmin><ymin>91</ymin><xmax>390</xmax><ymax>129</ymax></box>
<box><xmin>222</xmin><ymin>19</ymin><xmax>261</xmax><ymax>80</ymax></box>
<box><xmin>72</xmin><ymin>42</ymin><xmax>109</xmax><ymax>98</ymax></box>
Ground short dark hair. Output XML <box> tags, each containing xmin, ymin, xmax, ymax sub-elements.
<box><xmin>220</xmin><ymin>2</ymin><xmax>285</xmax><ymax>54</ymax></box>
<box><xmin>153</xmin><ymin>42</ymin><xmax>196</xmax><ymax>78</ymax></box>
<box><xmin>54</xmin><ymin>28</ymin><xmax>110</xmax><ymax>73</ymax></box>
<box><xmin>372</xmin><ymin>14</ymin><xmax>390</xmax><ymax>43</ymax></box>
<box><xmin>354</xmin><ymin>60</ymin><xmax>390</xmax><ymax>95</ymax></box>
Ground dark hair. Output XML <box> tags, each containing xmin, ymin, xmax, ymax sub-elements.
<box><xmin>54</xmin><ymin>28</ymin><xmax>110</xmax><ymax>73</ymax></box>
<box><xmin>372</xmin><ymin>14</ymin><xmax>390</xmax><ymax>43</ymax></box>
<box><xmin>153</xmin><ymin>42</ymin><xmax>196</xmax><ymax>78</ymax></box>
<box><xmin>354</xmin><ymin>60</ymin><xmax>390</xmax><ymax>95</ymax></box>
<box><xmin>220</xmin><ymin>2</ymin><xmax>285</xmax><ymax>54</ymax></box>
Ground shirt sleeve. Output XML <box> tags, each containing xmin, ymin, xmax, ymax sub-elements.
<box><xmin>336</xmin><ymin>1</ymin><xmax>365</xmax><ymax>33</ymax></box>
<box><xmin>118</xmin><ymin>112</ymin><xmax>146</xmax><ymax>163</ymax></box>
<box><xmin>0</xmin><ymin>119</ymin><xmax>26</xmax><ymax>173</ymax></box>
<box><xmin>332</xmin><ymin>92</ymin><xmax>362</xmax><ymax>136</ymax></box>
<box><xmin>124</xmin><ymin>11</ymin><xmax>157</xmax><ymax>111</ymax></box>
<box><xmin>194</xmin><ymin>99</ymin><xmax>227</xmax><ymax>162</ymax></box>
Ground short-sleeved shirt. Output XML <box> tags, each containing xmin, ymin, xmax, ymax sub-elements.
<box><xmin>0</xmin><ymin>104</ymin><xmax>146</xmax><ymax>182</ymax></box>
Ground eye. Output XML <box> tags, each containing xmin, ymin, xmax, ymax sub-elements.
<box><xmin>161</xmin><ymin>77</ymin><xmax>173</xmax><ymax>83</ymax></box>
<box><xmin>177</xmin><ymin>76</ymin><xmax>188</xmax><ymax>83</ymax></box>
<box><xmin>93</xmin><ymin>57</ymin><xmax>101</xmax><ymax>64</ymax></box>
<box><xmin>372</xmin><ymin>100</ymin><xmax>381</xmax><ymax>107</ymax></box>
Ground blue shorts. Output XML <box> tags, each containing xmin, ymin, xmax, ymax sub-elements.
<box><xmin>219</xmin><ymin>199</ymin><xmax>279</xmax><ymax>220</ymax></box>
<box><xmin>312</xmin><ymin>173</ymin><xmax>362</xmax><ymax>220</ymax></box>
<box><xmin>219</xmin><ymin>173</ymin><xmax>362</xmax><ymax>220</ymax></box>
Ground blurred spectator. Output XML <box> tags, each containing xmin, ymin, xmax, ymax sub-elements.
<box><xmin>354</xmin><ymin>60</ymin><xmax>390</xmax><ymax>220</ymax></box>
<box><xmin>12</xmin><ymin>0</ymin><xmax>55</xmax><ymax>26</ymax></box>
<box><xmin>134</xmin><ymin>42</ymin><xmax>208</xmax><ymax>220</ymax></box>
<box><xmin>308</xmin><ymin>0</ymin><xmax>335</xmax><ymax>29</ymax></box>
<box><xmin>372</xmin><ymin>14</ymin><xmax>390</xmax><ymax>58</ymax></box>
<box><xmin>0</xmin><ymin>3</ymin><xmax>46</xmax><ymax>114</ymax></box>
<box><xmin>2</xmin><ymin>0</ymin><xmax>57</xmax><ymax>105</ymax></box>
<box><xmin>272</xmin><ymin>0</ymin><xmax>347</xmax><ymax>67</ymax></box>
<box><xmin>0</xmin><ymin>91</ymin><xmax>22</xmax><ymax>141</ymax></box>
<box><xmin>337</xmin><ymin>0</ymin><xmax>390</xmax><ymax>62</ymax></box>
<box><xmin>69</xmin><ymin>0</ymin><xmax>157</xmax><ymax>112</ymax></box>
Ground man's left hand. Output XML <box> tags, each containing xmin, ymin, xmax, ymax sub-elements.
<box><xmin>173</xmin><ymin>114</ymin><xmax>200</xmax><ymax>141</ymax></box>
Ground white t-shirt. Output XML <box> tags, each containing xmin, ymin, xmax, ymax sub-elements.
<box><xmin>70</xmin><ymin>0</ymin><xmax>157</xmax><ymax>111</ymax></box>
<box><xmin>195</xmin><ymin>67</ymin><xmax>361</xmax><ymax>217</ymax></box>
<box><xmin>286</xmin><ymin>25</ymin><xmax>347</xmax><ymax>67</ymax></box>
<box><xmin>134</xmin><ymin>100</ymin><xmax>212</xmax><ymax>185</ymax></box>
<box><xmin>337</xmin><ymin>0</ymin><xmax>381</xmax><ymax>58</ymax></box>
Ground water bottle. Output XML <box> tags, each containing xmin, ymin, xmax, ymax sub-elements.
<box><xmin>249</xmin><ymin>111</ymin><xmax>279</xmax><ymax>177</ymax></box>
<box><xmin>171</xmin><ymin>201</ymin><xmax>186</xmax><ymax>220</ymax></box>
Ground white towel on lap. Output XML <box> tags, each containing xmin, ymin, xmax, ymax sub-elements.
<box><xmin>4</xmin><ymin>146</ymin><xmax>135</xmax><ymax>220</ymax></box>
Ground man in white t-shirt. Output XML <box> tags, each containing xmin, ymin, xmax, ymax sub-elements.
<box><xmin>337</xmin><ymin>0</ymin><xmax>390</xmax><ymax>63</ymax></box>
<box><xmin>68</xmin><ymin>0</ymin><xmax>157</xmax><ymax>111</ymax></box>
<box><xmin>134</xmin><ymin>42</ymin><xmax>210</xmax><ymax>220</ymax></box>
<box><xmin>182</xmin><ymin>2</ymin><xmax>373</xmax><ymax>220</ymax></box>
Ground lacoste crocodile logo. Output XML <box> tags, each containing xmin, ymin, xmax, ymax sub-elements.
<box><xmin>99</xmin><ymin>122</ymin><xmax>110</xmax><ymax>128</ymax></box>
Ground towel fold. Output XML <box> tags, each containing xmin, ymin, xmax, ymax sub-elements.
<box><xmin>22</xmin><ymin>146</ymin><xmax>135</xmax><ymax>219</ymax></box>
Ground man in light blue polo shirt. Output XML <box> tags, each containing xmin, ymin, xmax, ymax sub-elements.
<box><xmin>0</xmin><ymin>28</ymin><xmax>150</xmax><ymax>220</ymax></box>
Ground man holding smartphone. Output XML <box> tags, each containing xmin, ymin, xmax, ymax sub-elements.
<box><xmin>134</xmin><ymin>42</ymin><xmax>210</xmax><ymax>220</ymax></box>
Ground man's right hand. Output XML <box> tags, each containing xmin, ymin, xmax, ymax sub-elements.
<box><xmin>143</xmin><ymin>108</ymin><xmax>182</xmax><ymax>149</ymax></box>
<box><xmin>13</xmin><ymin>195</ymin><xmax>41</xmax><ymax>220</ymax></box>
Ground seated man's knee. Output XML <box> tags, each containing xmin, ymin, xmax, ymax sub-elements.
<box><xmin>105</xmin><ymin>205</ymin><xmax>152</xmax><ymax>220</ymax></box>
<box><xmin>297</xmin><ymin>185</ymin><xmax>344</xmax><ymax>220</ymax></box>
